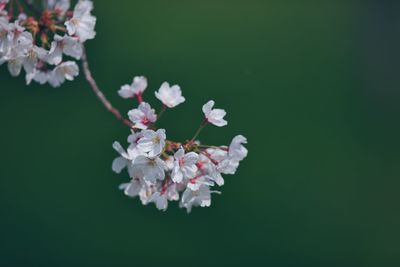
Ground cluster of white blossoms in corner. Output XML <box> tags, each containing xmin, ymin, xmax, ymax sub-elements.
<box><xmin>113</xmin><ymin>76</ymin><xmax>248</xmax><ymax>212</ymax></box>
<box><xmin>0</xmin><ymin>0</ymin><xmax>96</xmax><ymax>87</ymax></box>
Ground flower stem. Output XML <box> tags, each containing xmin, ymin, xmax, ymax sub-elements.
<box><xmin>189</xmin><ymin>119</ymin><xmax>208</xmax><ymax>144</ymax></box>
<box><xmin>157</xmin><ymin>105</ymin><xmax>167</xmax><ymax>119</ymax></box>
<box><xmin>136</xmin><ymin>94</ymin><xmax>143</xmax><ymax>104</ymax></box>
<box><xmin>81</xmin><ymin>46</ymin><xmax>135</xmax><ymax>129</ymax></box>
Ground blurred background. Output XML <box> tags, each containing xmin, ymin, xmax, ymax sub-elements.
<box><xmin>1</xmin><ymin>0</ymin><xmax>400</xmax><ymax>266</ymax></box>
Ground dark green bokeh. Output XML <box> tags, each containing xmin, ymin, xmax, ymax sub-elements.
<box><xmin>1</xmin><ymin>1</ymin><xmax>400</xmax><ymax>266</ymax></box>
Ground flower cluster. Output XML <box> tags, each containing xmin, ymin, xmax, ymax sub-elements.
<box><xmin>113</xmin><ymin>77</ymin><xmax>248</xmax><ymax>212</ymax></box>
<box><xmin>0</xmin><ymin>0</ymin><xmax>96</xmax><ymax>87</ymax></box>
<box><xmin>1</xmin><ymin>0</ymin><xmax>249</xmax><ymax>213</ymax></box>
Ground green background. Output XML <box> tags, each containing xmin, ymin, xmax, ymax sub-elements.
<box><xmin>1</xmin><ymin>0</ymin><xmax>400</xmax><ymax>266</ymax></box>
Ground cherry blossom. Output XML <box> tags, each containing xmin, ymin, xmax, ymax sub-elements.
<box><xmin>171</xmin><ymin>148</ymin><xmax>198</xmax><ymax>183</ymax></box>
<box><xmin>47</xmin><ymin>34</ymin><xmax>82</xmax><ymax>65</ymax></box>
<box><xmin>155</xmin><ymin>82</ymin><xmax>185</xmax><ymax>108</ymax></box>
<box><xmin>180</xmin><ymin>185</ymin><xmax>219</xmax><ymax>213</ymax></box>
<box><xmin>131</xmin><ymin>155</ymin><xmax>166</xmax><ymax>184</ymax></box>
<box><xmin>202</xmin><ymin>100</ymin><xmax>228</xmax><ymax>127</ymax></box>
<box><xmin>44</xmin><ymin>0</ymin><xmax>70</xmax><ymax>15</ymax></box>
<box><xmin>137</xmin><ymin>129</ymin><xmax>166</xmax><ymax>158</ymax></box>
<box><xmin>48</xmin><ymin>61</ymin><xmax>79</xmax><ymax>87</ymax></box>
<box><xmin>127</xmin><ymin>102</ymin><xmax>157</xmax><ymax>130</ymax></box>
<box><xmin>65</xmin><ymin>0</ymin><xmax>96</xmax><ymax>42</ymax></box>
<box><xmin>150</xmin><ymin>184</ymin><xmax>179</xmax><ymax>211</ymax></box>
<box><xmin>111</xmin><ymin>141</ymin><xmax>140</xmax><ymax>177</ymax></box>
<box><xmin>118</xmin><ymin>76</ymin><xmax>147</xmax><ymax>99</ymax></box>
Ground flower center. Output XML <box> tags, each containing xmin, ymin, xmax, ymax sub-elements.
<box><xmin>27</xmin><ymin>49</ymin><xmax>36</xmax><ymax>60</ymax></box>
<box><xmin>141</xmin><ymin>117</ymin><xmax>150</xmax><ymax>125</ymax></box>
<box><xmin>71</xmin><ymin>18</ymin><xmax>80</xmax><ymax>26</ymax></box>
<box><xmin>153</xmin><ymin>136</ymin><xmax>160</xmax><ymax>144</ymax></box>
<box><xmin>147</xmin><ymin>159</ymin><xmax>156</xmax><ymax>167</ymax></box>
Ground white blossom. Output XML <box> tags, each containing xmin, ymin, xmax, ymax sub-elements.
<box><xmin>119</xmin><ymin>178</ymin><xmax>156</xmax><ymax>205</ymax></box>
<box><xmin>4</xmin><ymin>49</ymin><xmax>25</xmax><ymax>76</ymax></box>
<box><xmin>216</xmin><ymin>135</ymin><xmax>248</xmax><ymax>175</ymax></box>
<box><xmin>150</xmin><ymin>184</ymin><xmax>179</xmax><ymax>211</ymax></box>
<box><xmin>111</xmin><ymin>141</ymin><xmax>140</xmax><ymax>177</ymax></box>
<box><xmin>217</xmin><ymin>158</ymin><xmax>239</xmax><ymax>175</ymax></box>
<box><xmin>1</xmin><ymin>26</ymin><xmax>34</xmax><ymax>76</ymax></box>
<box><xmin>126</xmin><ymin>130</ymin><xmax>144</xmax><ymax>156</ymax></box>
<box><xmin>119</xmin><ymin>178</ymin><xmax>143</xmax><ymax>198</ymax></box>
<box><xmin>198</xmin><ymin>153</ymin><xmax>225</xmax><ymax>186</ymax></box>
<box><xmin>118</xmin><ymin>76</ymin><xmax>147</xmax><ymax>99</ymax></box>
<box><xmin>180</xmin><ymin>185</ymin><xmax>219</xmax><ymax>213</ymax></box>
<box><xmin>65</xmin><ymin>0</ymin><xmax>96</xmax><ymax>43</ymax></box>
<box><xmin>24</xmin><ymin>45</ymin><xmax>47</xmax><ymax>74</ymax></box>
<box><xmin>206</xmin><ymin>147</ymin><xmax>228</xmax><ymax>161</ymax></box>
<box><xmin>48</xmin><ymin>61</ymin><xmax>79</xmax><ymax>87</ymax></box>
<box><xmin>137</xmin><ymin>129</ymin><xmax>166</xmax><ymax>158</ymax></box>
<box><xmin>155</xmin><ymin>82</ymin><xmax>185</xmax><ymax>108</ymax></box>
<box><xmin>13</xmin><ymin>29</ymin><xmax>33</xmax><ymax>52</ymax></box>
<box><xmin>138</xmin><ymin>184</ymin><xmax>157</xmax><ymax>205</ymax></box>
<box><xmin>202</xmin><ymin>100</ymin><xmax>227</xmax><ymax>127</ymax></box>
<box><xmin>163</xmin><ymin>155</ymin><xmax>175</xmax><ymax>171</ymax></box>
<box><xmin>47</xmin><ymin>34</ymin><xmax>82</xmax><ymax>65</ymax></box>
<box><xmin>171</xmin><ymin>148</ymin><xmax>198</xmax><ymax>183</ymax></box>
<box><xmin>44</xmin><ymin>0</ymin><xmax>70</xmax><ymax>15</ymax></box>
<box><xmin>0</xmin><ymin>17</ymin><xmax>11</xmax><ymax>56</ymax></box>
<box><xmin>131</xmin><ymin>155</ymin><xmax>166</xmax><ymax>184</ymax></box>
<box><xmin>151</xmin><ymin>192</ymin><xmax>168</xmax><ymax>211</ymax></box>
<box><xmin>127</xmin><ymin>102</ymin><xmax>157</xmax><ymax>130</ymax></box>
<box><xmin>26</xmin><ymin>69</ymin><xmax>49</xmax><ymax>85</ymax></box>
<box><xmin>187</xmin><ymin>175</ymin><xmax>215</xmax><ymax>191</ymax></box>
<box><xmin>229</xmin><ymin>135</ymin><xmax>248</xmax><ymax>160</ymax></box>
<box><xmin>0</xmin><ymin>11</ymin><xmax>7</xmax><ymax>21</ymax></box>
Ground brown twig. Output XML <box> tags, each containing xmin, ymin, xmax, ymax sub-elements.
<box><xmin>81</xmin><ymin>45</ymin><xmax>135</xmax><ymax>129</ymax></box>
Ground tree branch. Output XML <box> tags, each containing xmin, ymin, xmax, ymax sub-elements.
<box><xmin>81</xmin><ymin>45</ymin><xmax>134</xmax><ymax>129</ymax></box>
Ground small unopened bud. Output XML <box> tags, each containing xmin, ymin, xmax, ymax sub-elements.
<box><xmin>23</xmin><ymin>16</ymin><xmax>40</xmax><ymax>34</ymax></box>
<box><xmin>40</xmin><ymin>32</ymin><xmax>48</xmax><ymax>46</ymax></box>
